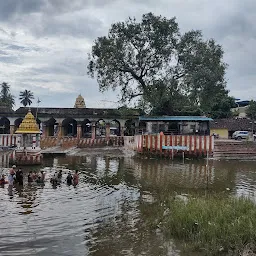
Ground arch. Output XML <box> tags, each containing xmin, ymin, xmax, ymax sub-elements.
<box><xmin>110</xmin><ymin>119</ymin><xmax>120</xmax><ymax>136</ymax></box>
<box><xmin>0</xmin><ymin>117</ymin><xmax>10</xmax><ymax>134</ymax></box>
<box><xmin>95</xmin><ymin>119</ymin><xmax>106</xmax><ymax>137</ymax></box>
<box><xmin>81</xmin><ymin>119</ymin><xmax>91</xmax><ymax>138</ymax></box>
<box><xmin>124</xmin><ymin>119</ymin><xmax>136</xmax><ymax>136</ymax></box>
<box><xmin>45</xmin><ymin>117</ymin><xmax>57</xmax><ymax>136</ymax></box>
<box><xmin>62</xmin><ymin>117</ymin><xmax>77</xmax><ymax>137</ymax></box>
<box><xmin>14</xmin><ymin>118</ymin><xmax>23</xmax><ymax>132</ymax></box>
<box><xmin>138</xmin><ymin>121</ymin><xmax>147</xmax><ymax>134</ymax></box>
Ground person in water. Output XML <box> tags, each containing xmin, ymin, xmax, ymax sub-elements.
<box><xmin>0</xmin><ymin>174</ymin><xmax>6</xmax><ymax>185</ymax></box>
<box><xmin>50</xmin><ymin>172</ymin><xmax>58</xmax><ymax>185</ymax></box>
<box><xmin>57</xmin><ymin>170</ymin><xmax>62</xmax><ymax>182</ymax></box>
<box><xmin>8</xmin><ymin>171</ymin><xmax>15</xmax><ymax>190</ymax></box>
<box><xmin>66</xmin><ymin>172</ymin><xmax>73</xmax><ymax>185</ymax></box>
<box><xmin>28</xmin><ymin>171</ymin><xmax>33</xmax><ymax>183</ymax></box>
<box><xmin>40</xmin><ymin>171</ymin><xmax>45</xmax><ymax>182</ymax></box>
<box><xmin>16</xmin><ymin>169</ymin><xmax>24</xmax><ymax>186</ymax></box>
<box><xmin>73</xmin><ymin>170</ymin><xmax>79</xmax><ymax>186</ymax></box>
<box><xmin>32</xmin><ymin>172</ymin><xmax>37</xmax><ymax>181</ymax></box>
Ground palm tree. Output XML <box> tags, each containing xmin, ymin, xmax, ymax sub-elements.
<box><xmin>0</xmin><ymin>82</ymin><xmax>15</xmax><ymax>109</ymax></box>
<box><xmin>19</xmin><ymin>90</ymin><xmax>34</xmax><ymax>107</ymax></box>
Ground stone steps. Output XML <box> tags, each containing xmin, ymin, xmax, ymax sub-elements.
<box><xmin>213</xmin><ymin>140</ymin><xmax>256</xmax><ymax>159</ymax></box>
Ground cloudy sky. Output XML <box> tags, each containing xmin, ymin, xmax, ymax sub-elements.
<box><xmin>0</xmin><ymin>0</ymin><xmax>255</xmax><ymax>109</ymax></box>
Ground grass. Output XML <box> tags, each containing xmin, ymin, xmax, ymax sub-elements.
<box><xmin>161</xmin><ymin>195</ymin><xmax>256</xmax><ymax>255</ymax></box>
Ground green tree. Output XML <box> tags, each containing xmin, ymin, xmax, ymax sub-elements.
<box><xmin>19</xmin><ymin>89</ymin><xmax>34</xmax><ymax>107</ymax></box>
<box><xmin>246</xmin><ymin>100</ymin><xmax>256</xmax><ymax>133</ymax></box>
<box><xmin>88</xmin><ymin>13</ymin><xmax>230</xmax><ymax>117</ymax></box>
<box><xmin>0</xmin><ymin>82</ymin><xmax>15</xmax><ymax>109</ymax></box>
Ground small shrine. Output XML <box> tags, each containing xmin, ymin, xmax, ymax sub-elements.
<box><xmin>11</xmin><ymin>109</ymin><xmax>42</xmax><ymax>165</ymax></box>
<box><xmin>74</xmin><ymin>94</ymin><xmax>86</xmax><ymax>108</ymax></box>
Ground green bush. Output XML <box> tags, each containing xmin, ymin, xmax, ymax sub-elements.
<box><xmin>163</xmin><ymin>196</ymin><xmax>256</xmax><ymax>255</ymax></box>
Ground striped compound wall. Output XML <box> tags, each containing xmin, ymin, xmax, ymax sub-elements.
<box><xmin>41</xmin><ymin>136</ymin><xmax>124</xmax><ymax>149</ymax></box>
<box><xmin>0</xmin><ymin>135</ymin><xmax>18</xmax><ymax>148</ymax></box>
<box><xmin>134</xmin><ymin>134</ymin><xmax>214</xmax><ymax>158</ymax></box>
<box><xmin>0</xmin><ymin>152</ymin><xmax>11</xmax><ymax>167</ymax></box>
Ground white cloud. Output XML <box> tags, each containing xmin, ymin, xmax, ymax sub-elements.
<box><xmin>0</xmin><ymin>0</ymin><xmax>255</xmax><ymax>110</ymax></box>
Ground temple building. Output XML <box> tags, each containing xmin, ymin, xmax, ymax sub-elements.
<box><xmin>74</xmin><ymin>94</ymin><xmax>86</xmax><ymax>108</ymax></box>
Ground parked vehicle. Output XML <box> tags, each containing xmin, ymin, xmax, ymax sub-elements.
<box><xmin>232</xmin><ymin>131</ymin><xmax>249</xmax><ymax>140</ymax></box>
<box><xmin>231</xmin><ymin>131</ymin><xmax>256</xmax><ymax>141</ymax></box>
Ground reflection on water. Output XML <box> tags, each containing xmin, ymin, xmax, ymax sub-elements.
<box><xmin>1</xmin><ymin>154</ymin><xmax>256</xmax><ymax>255</ymax></box>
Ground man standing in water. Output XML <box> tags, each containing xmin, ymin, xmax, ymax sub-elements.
<box><xmin>8</xmin><ymin>170</ymin><xmax>15</xmax><ymax>195</ymax></box>
<box><xmin>16</xmin><ymin>169</ymin><xmax>24</xmax><ymax>186</ymax></box>
<box><xmin>73</xmin><ymin>170</ymin><xmax>79</xmax><ymax>186</ymax></box>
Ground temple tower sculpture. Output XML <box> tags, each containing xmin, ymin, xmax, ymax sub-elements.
<box><xmin>74</xmin><ymin>94</ymin><xmax>86</xmax><ymax>108</ymax></box>
<box><xmin>11</xmin><ymin>109</ymin><xmax>42</xmax><ymax>165</ymax></box>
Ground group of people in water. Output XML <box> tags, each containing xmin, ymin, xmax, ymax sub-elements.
<box><xmin>0</xmin><ymin>165</ymin><xmax>79</xmax><ymax>189</ymax></box>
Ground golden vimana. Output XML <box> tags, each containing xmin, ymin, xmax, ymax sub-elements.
<box><xmin>15</xmin><ymin>109</ymin><xmax>40</xmax><ymax>134</ymax></box>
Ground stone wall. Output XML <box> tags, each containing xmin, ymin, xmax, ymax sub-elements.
<box><xmin>40</xmin><ymin>136</ymin><xmax>124</xmax><ymax>149</ymax></box>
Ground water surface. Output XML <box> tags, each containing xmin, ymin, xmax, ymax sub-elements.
<box><xmin>1</xmin><ymin>153</ymin><xmax>256</xmax><ymax>255</ymax></box>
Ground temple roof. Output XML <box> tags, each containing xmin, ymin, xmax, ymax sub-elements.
<box><xmin>15</xmin><ymin>109</ymin><xmax>40</xmax><ymax>134</ymax></box>
<box><xmin>74</xmin><ymin>94</ymin><xmax>86</xmax><ymax>108</ymax></box>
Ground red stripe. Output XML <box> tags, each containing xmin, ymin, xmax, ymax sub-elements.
<box><xmin>189</xmin><ymin>136</ymin><xmax>192</xmax><ymax>154</ymax></box>
<box><xmin>159</xmin><ymin>134</ymin><xmax>163</xmax><ymax>154</ymax></box>
<box><xmin>199</xmin><ymin>136</ymin><xmax>202</xmax><ymax>155</ymax></box>
<box><xmin>194</xmin><ymin>136</ymin><xmax>197</xmax><ymax>154</ymax></box>
<box><xmin>164</xmin><ymin>135</ymin><xmax>168</xmax><ymax>157</ymax></box>
<box><xmin>169</xmin><ymin>135</ymin><xmax>173</xmax><ymax>158</ymax></box>
<box><xmin>204</xmin><ymin>136</ymin><xmax>207</xmax><ymax>155</ymax></box>
<box><xmin>145</xmin><ymin>135</ymin><xmax>148</xmax><ymax>151</ymax></box>
<box><xmin>155</xmin><ymin>135</ymin><xmax>157</xmax><ymax>151</ymax></box>
<box><xmin>150</xmin><ymin>135</ymin><xmax>153</xmax><ymax>152</ymax></box>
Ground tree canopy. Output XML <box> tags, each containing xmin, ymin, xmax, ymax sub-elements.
<box><xmin>88</xmin><ymin>13</ymin><xmax>234</xmax><ymax>118</ymax></box>
<box><xmin>0</xmin><ymin>82</ymin><xmax>15</xmax><ymax>109</ymax></box>
<box><xmin>246</xmin><ymin>100</ymin><xmax>256</xmax><ymax>120</ymax></box>
<box><xmin>19</xmin><ymin>90</ymin><xmax>34</xmax><ymax>107</ymax></box>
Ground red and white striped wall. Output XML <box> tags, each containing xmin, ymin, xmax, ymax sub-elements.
<box><xmin>0</xmin><ymin>152</ymin><xmax>11</xmax><ymax>167</ymax></box>
<box><xmin>132</xmin><ymin>134</ymin><xmax>214</xmax><ymax>157</ymax></box>
<box><xmin>0</xmin><ymin>135</ymin><xmax>18</xmax><ymax>147</ymax></box>
<box><xmin>41</xmin><ymin>136</ymin><xmax>125</xmax><ymax>148</ymax></box>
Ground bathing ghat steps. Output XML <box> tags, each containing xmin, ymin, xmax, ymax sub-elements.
<box><xmin>213</xmin><ymin>140</ymin><xmax>256</xmax><ymax>159</ymax></box>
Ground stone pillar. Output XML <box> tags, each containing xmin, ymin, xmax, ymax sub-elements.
<box><xmin>42</xmin><ymin>124</ymin><xmax>47</xmax><ymax>137</ymax></box>
<box><xmin>106</xmin><ymin>122</ymin><xmax>110</xmax><ymax>138</ymax></box>
<box><xmin>32</xmin><ymin>135</ymin><xmax>36</xmax><ymax>149</ymax></box>
<box><xmin>10</xmin><ymin>125</ymin><xmax>15</xmax><ymax>134</ymax></box>
<box><xmin>37</xmin><ymin>133</ymin><xmax>41</xmax><ymax>148</ymax></box>
<box><xmin>91</xmin><ymin>122</ymin><xmax>96</xmax><ymax>140</ymax></box>
<box><xmin>77</xmin><ymin>124</ymin><xmax>82</xmax><ymax>139</ymax></box>
<box><xmin>17</xmin><ymin>135</ymin><xmax>21</xmax><ymax>149</ymax></box>
<box><xmin>121</xmin><ymin>126</ymin><xmax>125</xmax><ymax>136</ymax></box>
<box><xmin>57</xmin><ymin>123</ymin><xmax>63</xmax><ymax>138</ymax></box>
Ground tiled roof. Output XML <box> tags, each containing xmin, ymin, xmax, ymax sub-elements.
<box><xmin>14</xmin><ymin>107</ymin><xmax>141</xmax><ymax>118</ymax></box>
<box><xmin>210</xmin><ymin>118</ymin><xmax>254</xmax><ymax>131</ymax></box>
<box><xmin>140</xmin><ymin>116</ymin><xmax>213</xmax><ymax>121</ymax></box>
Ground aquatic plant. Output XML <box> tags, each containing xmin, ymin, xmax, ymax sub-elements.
<box><xmin>163</xmin><ymin>195</ymin><xmax>256</xmax><ymax>255</ymax></box>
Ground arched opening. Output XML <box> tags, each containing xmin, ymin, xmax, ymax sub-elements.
<box><xmin>0</xmin><ymin>117</ymin><xmax>10</xmax><ymax>134</ymax></box>
<box><xmin>45</xmin><ymin>117</ymin><xmax>57</xmax><ymax>136</ymax></box>
<box><xmin>138</xmin><ymin>121</ymin><xmax>147</xmax><ymax>134</ymax></box>
<box><xmin>14</xmin><ymin>118</ymin><xmax>23</xmax><ymax>132</ymax></box>
<box><xmin>62</xmin><ymin>118</ymin><xmax>77</xmax><ymax>137</ymax></box>
<box><xmin>110</xmin><ymin>119</ymin><xmax>120</xmax><ymax>136</ymax></box>
<box><xmin>124</xmin><ymin>119</ymin><xmax>136</xmax><ymax>136</ymax></box>
<box><xmin>96</xmin><ymin>119</ymin><xmax>106</xmax><ymax>137</ymax></box>
<box><xmin>82</xmin><ymin>119</ymin><xmax>91</xmax><ymax>138</ymax></box>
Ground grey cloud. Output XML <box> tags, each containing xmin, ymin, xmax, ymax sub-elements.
<box><xmin>0</xmin><ymin>0</ymin><xmax>256</xmax><ymax>108</ymax></box>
